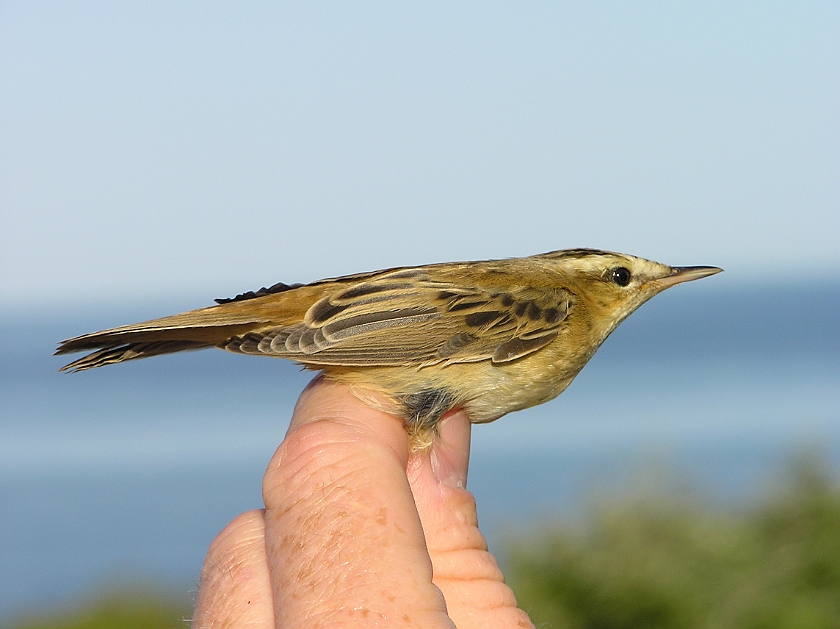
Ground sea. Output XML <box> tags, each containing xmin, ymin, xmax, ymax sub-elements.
<box><xmin>1</xmin><ymin>278</ymin><xmax>839</xmax><ymax>621</ymax></box>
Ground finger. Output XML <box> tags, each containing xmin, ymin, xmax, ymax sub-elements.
<box><xmin>193</xmin><ymin>509</ymin><xmax>274</xmax><ymax>629</ymax></box>
<box><xmin>409</xmin><ymin>412</ymin><xmax>535</xmax><ymax>629</ymax></box>
<box><xmin>262</xmin><ymin>378</ymin><xmax>455</xmax><ymax>628</ymax></box>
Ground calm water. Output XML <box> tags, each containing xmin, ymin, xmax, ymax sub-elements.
<box><xmin>1</xmin><ymin>279</ymin><xmax>839</xmax><ymax>621</ymax></box>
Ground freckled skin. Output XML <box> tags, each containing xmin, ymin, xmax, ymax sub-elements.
<box><xmin>56</xmin><ymin>249</ymin><xmax>721</xmax><ymax>448</ymax></box>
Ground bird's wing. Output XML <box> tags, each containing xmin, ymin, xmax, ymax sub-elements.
<box><xmin>224</xmin><ymin>267</ymin><xmax>572</xmax><ymax>366</ymax></box>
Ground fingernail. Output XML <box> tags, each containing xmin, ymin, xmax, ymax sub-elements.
<box><xmin>430</xmin><ymin>412</ymin><xmax>471</xmax><ymax>489</ymax></box>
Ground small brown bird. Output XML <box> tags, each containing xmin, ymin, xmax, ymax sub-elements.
<box><xmin>57</xmin><ymin>249</ymin><xmax>721</xmax><ymax>448</ymax></box>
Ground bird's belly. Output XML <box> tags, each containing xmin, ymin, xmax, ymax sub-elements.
<box><xmin>462</xmin><ymin>365</ymin><xmax>577</xmax><ymax>423</ymax></box>
<box><xmin>322</xmin><ymin>347</ymin><xmax>586</xmax><ymax>426</ymax></box>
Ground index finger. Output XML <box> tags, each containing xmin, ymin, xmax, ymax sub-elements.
<box><xmin>262</xmin><ymin>378</ymin><xmax>455</xmax><ymax>628</ymax></box>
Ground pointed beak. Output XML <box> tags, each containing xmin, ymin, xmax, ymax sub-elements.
<box><xmin>652</xmin><ymin>265</ymin><xmax>723</xmax><ymax>289</ymax></box>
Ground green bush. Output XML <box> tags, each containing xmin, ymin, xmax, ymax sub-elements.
<box><xmin>506</xmin><ymin>459</ymin><xmax>840</xmax><ymax>629</ymax></box>
<box><xmin>3</xmin><ymin>590</ymin><xmax>190</xmax><ymax>629</ymax></box>
<box><xmin>6</xmin><ymin>460</ymin><xmax>839</xmax><ymax>629</ymax></box>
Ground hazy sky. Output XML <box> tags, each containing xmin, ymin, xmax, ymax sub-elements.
<box><xmin>2</xmin><ymin>3</ymin><xmax>837</xmax><ymax>307</ymax></box>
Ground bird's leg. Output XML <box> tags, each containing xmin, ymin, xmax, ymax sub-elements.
<box><xmin>402</xmin><ymin>388</ymin><xmax>458</xmax><ymax>452</ymax></box>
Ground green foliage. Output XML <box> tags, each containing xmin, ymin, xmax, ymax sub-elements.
<box><xmin>5</xmin><ymin>460</ymin><xmax>839</xmax><ymax>629</ymax></box>
<box><xmin>3</xmin><ymin>591</ymin><xmax>190</xmax><ymax>629</ymax></box>
<box><xmin>507</xmin><ymin>459</ymin><xmax>840</xmax><ymax>629</ymax></box>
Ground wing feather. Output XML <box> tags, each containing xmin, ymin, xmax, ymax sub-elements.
<box><xmin>223</xmin><ymin>268</ymin><xmax>573</xmax><ymax>367</ymax></box>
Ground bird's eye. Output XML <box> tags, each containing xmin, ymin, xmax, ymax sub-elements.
<box><xmin>611</xmin><ymin>267</ymin><xmax>632</xmax><ymax>287</ymax></box>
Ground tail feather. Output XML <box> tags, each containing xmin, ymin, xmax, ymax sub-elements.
<box><xmin>59</xmin><ymin>340</ymin><xmax>215</xmax><ymax>372</ymax></box>
<box><xmin>56</xmin><ymin>315</ymin><xmax>269</xmax><ymax>371</ymax></box>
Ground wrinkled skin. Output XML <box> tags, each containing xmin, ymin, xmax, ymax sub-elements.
<box><xmin>192</xmin><ymin>378</ymin><xmax>534</xmax><ymax>629</ymax></box>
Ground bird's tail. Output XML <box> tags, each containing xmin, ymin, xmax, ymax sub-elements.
<box><xmin>55</xmin><ymin>306</ymin><xmax>269</xmax><ymax>372</ymax></box>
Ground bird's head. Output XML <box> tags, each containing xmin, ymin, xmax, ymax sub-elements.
<box><xmin>542</xmin><ymin>248</ymin><xmax>722</xmax><ymax>343</ymax></box>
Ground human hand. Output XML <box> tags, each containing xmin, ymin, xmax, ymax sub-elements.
<box><xmin>192</xmin><ymin>377</ymin><xmax>533</xmax><ymax>628</ymax></box>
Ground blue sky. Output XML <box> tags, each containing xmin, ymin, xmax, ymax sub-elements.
<box><xmin>2</xmin><ymin>2</ymin><xmax>837</xmax><ymax>307</ymax></box>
